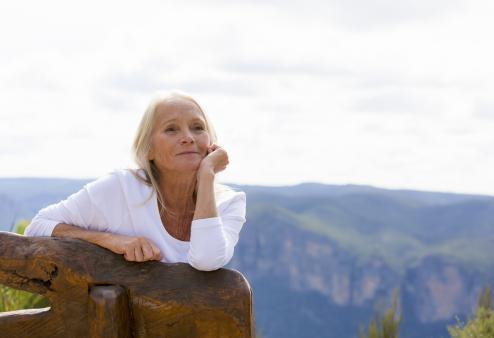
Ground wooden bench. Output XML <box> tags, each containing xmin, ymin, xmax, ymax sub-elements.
<box><xmin>0</xmin><ymin>231</ymin><xmax>254</xmax><ymax>338</ymax></box>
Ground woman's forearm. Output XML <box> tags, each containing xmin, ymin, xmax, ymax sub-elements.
<box><xmin>52</xmin><ymin>223</ymin><xmax>162</xmax><ymax>262</ymax></box>
<box><xmin>189</xmin><ymin>170</ymin><xmax>228</xmax><ymax>271</ymax></box>
<box><xmin>52</xmin><ymin>223</ymin><xmax>112</xmax><ymax>248</ymax></box>
<box><xmin>193</xmin><ymin>170</ymin><xmax>218</xmax><ymax>220</ymax></box>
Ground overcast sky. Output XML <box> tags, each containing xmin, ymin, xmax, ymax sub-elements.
<box><xmin>0</xmin><ymin>0</ymin><xmax>493</xmax><ymax>195</ymax></box>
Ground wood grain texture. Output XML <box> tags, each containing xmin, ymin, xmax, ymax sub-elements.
<box><xmin>0</xmin><ymin>231</ymin><xmax>254</xmax><ymax>338</ymax></box>
<box><xmin>88</xmin><ymin>285</ymin><xmax>131</xmax><ymax>338</ymax></box>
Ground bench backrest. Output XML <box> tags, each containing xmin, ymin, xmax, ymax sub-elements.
<box><xmin>0</xmin><ymin>232</ymin><xmax>254</xmax><ymax>338</ymax></box>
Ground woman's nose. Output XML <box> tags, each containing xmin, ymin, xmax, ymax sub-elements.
<box><xmin>180</xmin><ymin>131</ymin><xmax>194</xmax><ymax>144</ymax></box>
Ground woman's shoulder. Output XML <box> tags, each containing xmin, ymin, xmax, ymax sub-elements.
<box><xmin>215</xmin><ymin>184</ymin><xmax>246</xmax><ymax>207</ymax></box>
<box><xmin>84</xmin><ymin>169</ymin><xmax>121</xmax><ymax>192</ymax></box>
<box><xmin>108</xmin><ymin>168</ymin><xmax>148</xmax><ymax>185</ymax></box>
<box><xmin>112</xmin><ymin>168</ymin><xmax>153</xmax><ymax>194</ymax></box>
<box><xmin>84</xmin><ymin>168</ymin><xmax>149</xmax><ymax>194</ymax></box>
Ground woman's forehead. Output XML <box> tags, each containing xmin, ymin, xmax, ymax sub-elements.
<box><xmin>155</xmin><ymin>99</ymin><xmax>205</xmax><ymax>123</ymax></box>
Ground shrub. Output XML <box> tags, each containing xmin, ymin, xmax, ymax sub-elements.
<box><xmin>448</xmin><ymin>287</ymin><xmax>494</xmax><ymax>338</ymax></box>
<box><xmin>359</xmin><ymin>289</ymin><xmax>401</xmax><ymax>338</ymax></box>
<box><xmin>0</xmin><ymin>219</ymin><xmax>50</xmax><ymax>312</ymax></box>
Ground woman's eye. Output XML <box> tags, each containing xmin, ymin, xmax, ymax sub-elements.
<box><xmin>194</xmin><ymin>125</ymin><xmax>205</xmax><ymax>131</ymax></box>
<box><xmin>165</xmin><ymin>127</ymin><xmax>176</xmax><ymax>132</ymax></box>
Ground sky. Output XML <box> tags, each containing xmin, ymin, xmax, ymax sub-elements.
<box><xmin>0</xmin><ymin>0</ymin><xmax>493</xmax><ymax>195</ymax></box>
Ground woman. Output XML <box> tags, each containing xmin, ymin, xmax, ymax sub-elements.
<box><xmin>24</xmin><ymin>91</ymin><xmax>247</xmax><ymax>271</ymax></box>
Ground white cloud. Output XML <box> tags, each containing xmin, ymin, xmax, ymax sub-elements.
<box><xmin>0</xmin><ymin>0</ymin><xmax>493</xmax><ymax>195</ymax></box>
<box><xmin>326</xmin><ymin>0</ymin><xmax>465</xmax><ymax>29</ymax></box>
<box><xmin>474</xmin><ymin>98</ymin><xmax>494</xmax><ymax>120</ymax></box>
<box><xmin>223</xmin><ymin>0</ymin><xmax>465</xmax><ymax>30</ymax></box>
<box><xmin>352</xmin><ymin>90</ymin><xmax>444</xmax><ymax>115</ymax></box>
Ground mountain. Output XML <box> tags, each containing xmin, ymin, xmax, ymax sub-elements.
<box><xmin>0</xmin><ymin>177</ymin><xmax>91</xmax><ymax>232</ymax></box>
<box><xmin>1</xmin><ymin>177</ymin><xmax>494</xmax><ymax>338</ymax></box>
<box><xmin>228</xmin><ymin>184</ymin><xmax>494</xmax><ymax>338</ymax></box>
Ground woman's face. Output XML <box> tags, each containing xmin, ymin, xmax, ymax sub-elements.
<box><xmin>149</xmin><ymin>99</ymin><xmax>211</xmax><ymax>175</ymax></box>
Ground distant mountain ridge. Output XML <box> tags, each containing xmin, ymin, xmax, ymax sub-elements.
<box><xmin>2</xmin><ymin>178</ymin><xmax>491</xmax><ymax>232</ymax></box>
<box><xmin>1</xmin><ymin>177</ymin><xmax>493</xmax><ymax>338</ymax></box>
<box><xmin>228</xmin><ymin>183</ymin><xmax>494</xmax><ymax>337</ymax></box>
<box><xmin>0</xmin><ymin>177</ymin><xmax>91</xmax><ymax>232</ymax></box>
<box><xmin>233</xmin><ymin>182</ymin><xmax>494</xmax><ymax>206</ymax></box>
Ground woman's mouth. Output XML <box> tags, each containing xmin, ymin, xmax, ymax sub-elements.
<box><xmin>177</xmin><ymin>151</ymin><xmax>199</xmax><ymax>156</ymax></box>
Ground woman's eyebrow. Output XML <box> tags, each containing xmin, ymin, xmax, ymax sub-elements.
<box><xmin>160</xmin><ymin>117</ymin><xmax>205</xmax><ymax>126</ymax></box>
<box><xmin>161</xmin><ymin>118</ymin><xmax>176</xmax><ymax>125</ymax></box>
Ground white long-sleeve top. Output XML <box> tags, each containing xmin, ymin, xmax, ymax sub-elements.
<box><xmin>24</xmin><ymin>168</ymin><xmax>247</xmax><ymax>271</ymax></box>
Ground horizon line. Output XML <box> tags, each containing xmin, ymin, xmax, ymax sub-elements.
<box><xmin>1</xmin><ymin>176</ymin><xmax>493</xmax><ymax>198</ymax></box>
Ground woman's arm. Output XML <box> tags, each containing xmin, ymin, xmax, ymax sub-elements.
<box><xmin>52</xmin><ymin>223</ymin><xmax>162</xmax><ymax>262</ymax></box>
<box><xmin>24</xmin><ymin>173</ymin><xmax>118</xmax><ymax>237</ymax></box>
<box><xmin>188</xmin><ymin>190</ymin><xmax>246</xmax><ymax>271</ymax></box>
<box><xmin>52</xmin><ymin>222</ymin><xmax>113</xmax><ymax>246</ymax></box>
<box><xmin>192</xmin><ymin>143</ymin><xmax>227</xmax><ymax>220</ymax></box>
<box><xmin>187</xmin><ymin>145</ymin><xmax>247</xmax><ymax>271</ymax></box>
<box><xmin>193</xmin><ymin>169</ymin><xmax>218</xmax><ymax>220</ymax></box>
<box><xmin>25</xmin><ymin>172</ymin><xmax>161</xmax><ymax>262</ymax></box>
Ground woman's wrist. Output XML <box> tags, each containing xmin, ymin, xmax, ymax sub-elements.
<box><xmin>197</xmin><ymin>166</ymin><xmax>215</xmax><ymax>181</ymax></box>
<box><xmin>194</xmin><ymin>166</ymin><xmax>218</xmax><ymax>220</ymax></box>
<box><xmin>92</xmin><ymin>231</ymin><xmax>115</xmax><ymax>248</ymax></box>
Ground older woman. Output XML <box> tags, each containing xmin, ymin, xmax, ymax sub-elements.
<box><xmin>24</xmin><ymin>91</ymin><xmax>247</xmax><ymax>271</ymax></box>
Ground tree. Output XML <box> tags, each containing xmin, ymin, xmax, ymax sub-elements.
<box><xmin>359</xmin><ymin>289</ymin><xmax>401</xmax><ymax>338</ymax></box>
<box><xmin>0</xmin><ymin>219</ymin><xmax>50</xmax><ymax>312</ymax></box>
<box><xmin>448</xmin><ymin>287</ymin><xmax>494</xmax><ymax>338</ymax></box>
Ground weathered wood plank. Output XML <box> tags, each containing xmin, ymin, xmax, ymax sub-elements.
<box><xmin>0</xmin><ymin>307</ymin><xmax>56</xmax><ymax>338</ymax></box>
<box><xmin>88</xmin><ymin>285</ymin><xmax>131</xmax><ymax>338</ymax></box>
<box><xmin>0</xmin><ymin>231</ymin><xmax>254</xmax><ymax>338</ymax></box>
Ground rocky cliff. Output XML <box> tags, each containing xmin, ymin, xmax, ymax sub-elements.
<box><xmin>2</xmin><ymin>179</ymin><xmax>494</xmax><ymax>338</ymax></box>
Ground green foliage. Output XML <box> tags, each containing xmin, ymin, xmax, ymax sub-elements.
<box><xmin>448</xmin><ymin>287</ymin><xmax>494</xmax><ymax>338</ymax></box>
<box><xmin>0</xmin><ymin>285</ymin><xmax>50</xmax><ymax>312</ymax></box>
<box><xmin>253</xmin><ymin>203</ymin><xmax>426</xmax><ymax>274</ymax></box>
<box><xmin>478</xmin><ymin>287</ymin><xmax>492</xmax><ymax>311</ymax></box>
<box><xmin>250</xmin><ymin>193</ymin><xmax>494</xmax><ymax>279</ymax></box>
<box><xmin>13</xmin><ymin>219</ymin><xmax>29</xmax><ymax>235</ymax></box>
<box><xmin>0</xmin><ymin>219</ymin><xmax>50</xmax><ymax>312</ymax></box>
<box><xmin>359</xmin><ymin>289</ymin><xmax>401</xmax><ymax>338</ymax></box>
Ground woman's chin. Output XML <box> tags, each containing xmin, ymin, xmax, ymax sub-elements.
<box><xmin>177</xmin><ymin>163</ymin><xmax>201</xmax><ymax>173</ymax></box>
<box><xmin>160</xmin><ymin>160</ymin><xmax>202</xmax><ymax>175</ymax></box>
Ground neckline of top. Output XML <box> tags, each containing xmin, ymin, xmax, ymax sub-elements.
<box><xmin>152</xmin><ymin>190</ymin><xmax>191</xmax><ymax>246</ymax></box>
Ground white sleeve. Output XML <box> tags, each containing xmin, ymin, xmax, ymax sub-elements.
<box><xmin>24</xmin><ymin>172</ymin><xmax>121</xmax><ymax>237</ymax></box>
<box><xmin>187</xmin><ymin>192</ymin><xmax>247</xmax><ymax>271</ymax></box>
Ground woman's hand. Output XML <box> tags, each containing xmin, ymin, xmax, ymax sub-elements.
<box><xmin>198</xmin><ymin>143</ymin><xmax>229</xmax><ymax>179</ymax></box>
<box><xmin>52</xmin><ymin>223</ymin><xmax>162</xmax><ymax>262</ymax></box>
<box><xmin>102</xmin><ymin>233</ymin><xmax>162</xmax><ymax>262</ymax></box>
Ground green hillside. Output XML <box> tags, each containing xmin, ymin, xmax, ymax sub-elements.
<box><xmin>249</xmin><ymin>191</ymin><xmax>494</xmax><ymax>276</ymax></box>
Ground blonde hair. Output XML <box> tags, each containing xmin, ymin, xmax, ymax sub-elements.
<box><xmin>131</xmin><ymin>90</ymin><xmax>227</xmax><ymax>211</ymax></box>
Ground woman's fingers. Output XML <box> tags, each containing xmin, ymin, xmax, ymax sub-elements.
<box><xmin>148</xmin><ymin>241</ymin><xmax>162</xmax><ymax>260</ymax></box>
<box><xmin>122</xmin><ymin>237</ymin><xmax>162</xmax><ymax>262</ymax></box>
<box><xmin>134</xmin><ymin>246</ymin><xmax>144</xmax><ymax>262</ymax></box>
<box><xmin>208</xmin><ymin>143</ymin><xmax>222</xmax><ymax>154</ymax></box>
<box><xmin>209</xmin><ymin>143</ymin><xmax>220</xmax><ymax>150</ymax></box>
<box><xmin>120</xmin><ymin>236</ymin><xmax>162</xmax><ymax>262</ymax></box>
<box><xmin>203</xmin><ymin>144</ymin><xmax>229</xmax><ymax>174</ymax></box>
<box><xmin>140</xmin><ymin>237</ymin><xmax>161</xmax><ymax>261</ymax></box>
<box><xmin>124</xmin><ymin>248</ymin><xmax>135</xmax><ymax>261</ymax></box>
<box><xmin>141</xmin><ymin>241</ymin><xmax>157</xmax><ymax>261</ymax></box>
